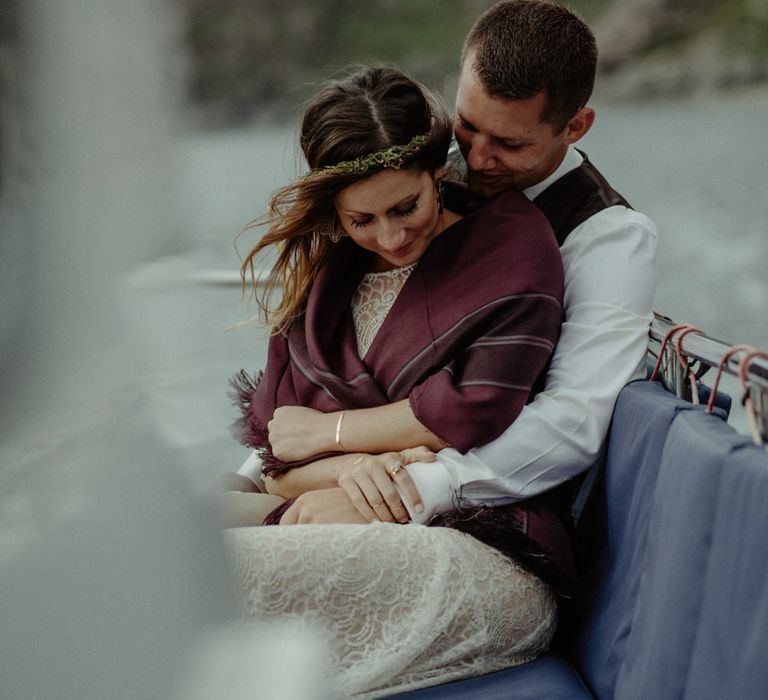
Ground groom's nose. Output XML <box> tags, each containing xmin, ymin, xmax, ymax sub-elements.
<box><xmin>465</xmin><ymin>136</ymin><xmax>496</xmax><ymax>172</ymax></box>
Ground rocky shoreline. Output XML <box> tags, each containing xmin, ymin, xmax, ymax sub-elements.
<box><xmin>598</xmin><ymin>28</ymin><xmax>768</xmax><ymax>101</ymax></box>
<box><xmin>593</xmin><ymin>0</ymin><xmax>768</xmax><ymax>101</ymax></box>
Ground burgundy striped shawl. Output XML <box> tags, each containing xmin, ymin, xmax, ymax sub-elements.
<box><xmin>234</xmin><ymin>185</ymin><xmax>563</xmax><ymax>472</ymax></box>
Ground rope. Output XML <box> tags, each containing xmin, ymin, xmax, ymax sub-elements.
<box><xmin>674</xmin><ymin>326</ymin><xmax>704</xmax><ymax>404</ymax></box>
<box><xmin>738</xmin><ymin>350</ymin><xmax>768</xmax><ymax>447</ymax></box>
<box><xmin>650</xmin><ymin>323</ymin><xmax>703</xmax><ymax>401</ymax></box>
<box><xmin>705</xmin><ymin>344</ymin><xmax>754</xmax><ymax>414</ymax></box>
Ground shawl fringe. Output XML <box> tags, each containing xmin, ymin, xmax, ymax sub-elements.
<box><xmin>431</xmin><ymin>495</ymin><xmax>577</xmax><ymax>598</ymax></box>
<box><xmin>262</xmin><ymin>498</ymin><xmax>296</xmax><ymax>525</ymax></box>
<box><xmin>228</xmin><ymin>369</ymin><xmax>291</xmax><ymax>478</ymax></box>
<box><xmin>229</xmin><ymin>369</ymin><xmax>347</xmax><ymax>479</ymax></box>
<box><xmin>229</xmin><ymin>368</ymin><xmax>263</xmax><ymax>412</ymax></box>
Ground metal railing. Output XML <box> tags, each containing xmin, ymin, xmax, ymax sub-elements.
<box><xmin>650</xmin><ymin>312</ymin><xmax>768</xmax><ymax>445</ymax></box>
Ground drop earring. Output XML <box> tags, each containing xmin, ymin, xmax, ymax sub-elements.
<box><xmin>436</xmin><ymin>178</ymin><xmax>445</xmax><ymax>215</ymax></box>
<box><xmin>318</xmin><ymin>218</ymin><xmax>343</xmax><ymax>243</ymax></box>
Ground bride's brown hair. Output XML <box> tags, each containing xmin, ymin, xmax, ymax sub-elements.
<box><xmin>241</xmin><ymin>67</ymin><xmax>452</xmax><ymax>333</ymax></box>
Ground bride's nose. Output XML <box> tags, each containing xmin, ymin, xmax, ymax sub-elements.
<box><xmin>377</xmin><ymin>219</ymin><xmax>407</xmax><ymax>251</ymax></box>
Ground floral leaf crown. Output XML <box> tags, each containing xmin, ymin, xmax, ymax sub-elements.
<box><xmin>304</xmin><ymin>133</ymin><xmax>429</xmax><ymax>178</ymax></box>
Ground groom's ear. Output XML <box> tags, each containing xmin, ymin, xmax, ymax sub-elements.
<box><xmin>562</xmin><ymin>106</ymin><xmax>595</xmax><ymax>145</ymax></box>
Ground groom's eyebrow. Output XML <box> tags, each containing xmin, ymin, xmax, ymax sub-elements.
<box><xmin>458</xmin><ymin>113</ymin><xmax>519</xmax><ymax>143</ymax></box>
<box><xmin>456</xmin><ymin>113</ymin><xmax>478</xmax><ymax>132</ymax></box>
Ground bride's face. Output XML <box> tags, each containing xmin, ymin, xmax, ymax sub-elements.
<box><xmin>334</xmin><ymin>167</ymin><xmax>443</xmax><ymax>272</ymax></box>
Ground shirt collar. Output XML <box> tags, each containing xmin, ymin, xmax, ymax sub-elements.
<box><xmin>522</xmin><ymin>145</ymin><xmax>583</xmax><ymax>201</ymax></box>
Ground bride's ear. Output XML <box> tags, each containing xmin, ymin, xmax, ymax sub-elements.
<box><xmin>434</xmin><ymin>166</ymin><xmax>446</xmax><ymax>180</ymax></box>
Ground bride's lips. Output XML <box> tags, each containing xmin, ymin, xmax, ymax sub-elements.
<box><xmin>390</xmin><ymin>240</ymin><xmax>415</xmax><ymax>258</ymax></box>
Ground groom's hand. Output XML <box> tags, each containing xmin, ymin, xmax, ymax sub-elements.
<box><xmin>336</xmin><ymin>448</ymin><xmax>433</xmax><ymax>524</ymax></box>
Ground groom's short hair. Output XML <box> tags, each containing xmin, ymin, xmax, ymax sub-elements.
<box><xmin>462</xmin><ymin>0</ymin><xmax>597</xmax><ymax>132</ymax></box>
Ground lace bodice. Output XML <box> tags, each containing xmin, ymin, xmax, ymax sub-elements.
<box><xmin>351</xmin><ymin>264</ymin><xmax>417</xmax><ymax>357</ymax></box>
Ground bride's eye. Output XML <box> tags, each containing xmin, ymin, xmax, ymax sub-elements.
<box><xmin>351</xmin><ymin>217</ymin><xmax>373</xmax><ymax>229</ymax></box>
<box><xmin>395</xmin><ymin>200</ymin><xmax>418</xmax><ymax>218</ymax></box>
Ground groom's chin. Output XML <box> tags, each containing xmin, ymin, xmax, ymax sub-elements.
<box><xmin>467</xmin><ymin>173</ymin><xmax>512</xmax><ymax>198</ymax></box>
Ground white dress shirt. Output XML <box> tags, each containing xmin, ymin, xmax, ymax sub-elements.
<box><xmin>403</xmin><ymin>146</ymin><xmax>658</xmax><ymax>522</ymax></box>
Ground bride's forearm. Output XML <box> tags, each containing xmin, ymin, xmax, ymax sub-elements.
<box><xmin>336</xmin><ymin>399</ymin><xmax>447</xmax><ymax>455</ymax></box>
<box><xmin>264</xmin><ymin>453</ymin><xmax>362</xmax><ymax>499</ymax></box>
<box><xmin>268</xmin><ymin>400</ymin><xmax>448</xmax><ymax>462</ymax></box>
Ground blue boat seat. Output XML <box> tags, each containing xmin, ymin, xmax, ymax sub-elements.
<box><xmin>566</xmin><ymin>381</ymin><xmax>706</xmax><ymax>698</ymax></box>
<box><xmin>385</xmin><ymin>380</ymin><xmax>768</xmax><ymax>699</ymax></box>
<box><xmin>599</xmin><ymin>407</ymin><xmax>745</xmax><ymax>698</ymax></box>
<box><xmin>680</xmin><ymin>412</ymin><xmax>768</xmax><ymax>699</ymax></box>
<box><xmin>385</xmin><ymin>653</ymin><xmax>592</xmax><ymax>699</ymax></box>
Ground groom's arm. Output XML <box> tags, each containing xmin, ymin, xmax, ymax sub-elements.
<box><xmin>405</xmin><ymin>206</ymin><xmax>657</xmax><ymax>520</ymax></box>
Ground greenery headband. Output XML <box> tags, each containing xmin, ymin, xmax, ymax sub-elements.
<box><xmin>305</xmin><ymin>133</ymin><xmax>429</xmax><ymax>178</ymax></box>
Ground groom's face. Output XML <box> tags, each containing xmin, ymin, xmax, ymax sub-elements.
<box><xmin>454</xmin><ymin>53</ymin><xmax>570</xmax><ymax>196</ymax></box>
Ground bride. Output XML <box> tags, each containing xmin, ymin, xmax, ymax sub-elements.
<box><xmin>224</xmin><ymin>66</ymin><xmax>570</xmax><ymax>698</ymax></box>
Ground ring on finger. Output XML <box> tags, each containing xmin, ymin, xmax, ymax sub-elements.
<box><xmin>389</xmin><ymin>460</ymin><xmax>404</xmax><ymax>477</ymax></box>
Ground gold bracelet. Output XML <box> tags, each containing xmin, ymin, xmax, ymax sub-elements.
<box><xmin>335</xmin><ymin>411</ymin><xmax>346</xmax><ymax>451</ymax></box>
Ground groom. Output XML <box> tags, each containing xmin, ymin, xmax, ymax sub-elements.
<box><xmin>274</xmin><ymin>0</ymin><xmax>657</xmax><ymax>524</ymax></box>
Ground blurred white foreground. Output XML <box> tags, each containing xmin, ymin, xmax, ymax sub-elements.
<box><xmin>0</xmin><ymin>2</ymin><xmax>325</xmax><ymax>698</ymax></box>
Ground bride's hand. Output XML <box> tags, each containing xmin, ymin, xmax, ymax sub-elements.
<box><xmin>279</xmin><ymin>488</ymin><xmax>369</xmax><ymax>525</ymax></box>
<box><xmin>268</xmin><ymin>406</ymin><xmax>336</xmax><ymax>461</ymax></box>
<box><xmin>337</xmin><ymin>447</ymin><xmax>436</xmax><ymax>523</ymax></box>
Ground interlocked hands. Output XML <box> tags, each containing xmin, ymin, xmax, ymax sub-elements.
<box><xmin>280</xmin><ymin>446</ymin><xmax>436</xmax><ymax>525</ymax></box>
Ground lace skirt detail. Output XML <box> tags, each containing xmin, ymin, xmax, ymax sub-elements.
<box><xmin>224</xmin><ymin>522</ymin><xmax>556</xmax><ymax>698</ymax></box>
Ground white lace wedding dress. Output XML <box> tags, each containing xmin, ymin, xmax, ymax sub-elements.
<box><xmin>224</xmin><ymin>266</ymin><xmax>557</xmax><ymax>698</ymax></box>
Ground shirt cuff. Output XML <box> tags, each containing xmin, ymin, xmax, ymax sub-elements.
<box><xmin>401</xmin><ymin>452</ymin><xmax>459</xmax><ymax>524</ymax></box>
<box><xmin>237</xmin><ymin>451</ymin><xmax>267</xmax><ymax>491</ymax></box>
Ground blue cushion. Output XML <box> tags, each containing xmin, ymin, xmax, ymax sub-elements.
<box><xmin>682</xmin><ymin>422</ymin><xmax>768</xmax><ymax>699</ymax></box>
<box><xmin>611</xmin><ymin>409</ymin><xmax>737</xmax><ymax>699</ymax></box>
<box><xmin>570</xmin><ymin>381</ymin><xmax>704</xmax><ymax>699</ymax></box>
<box><xmin>384</xmin><ymin>653</ymin><xmax>592</xmax><ymax>699</ymax></box>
